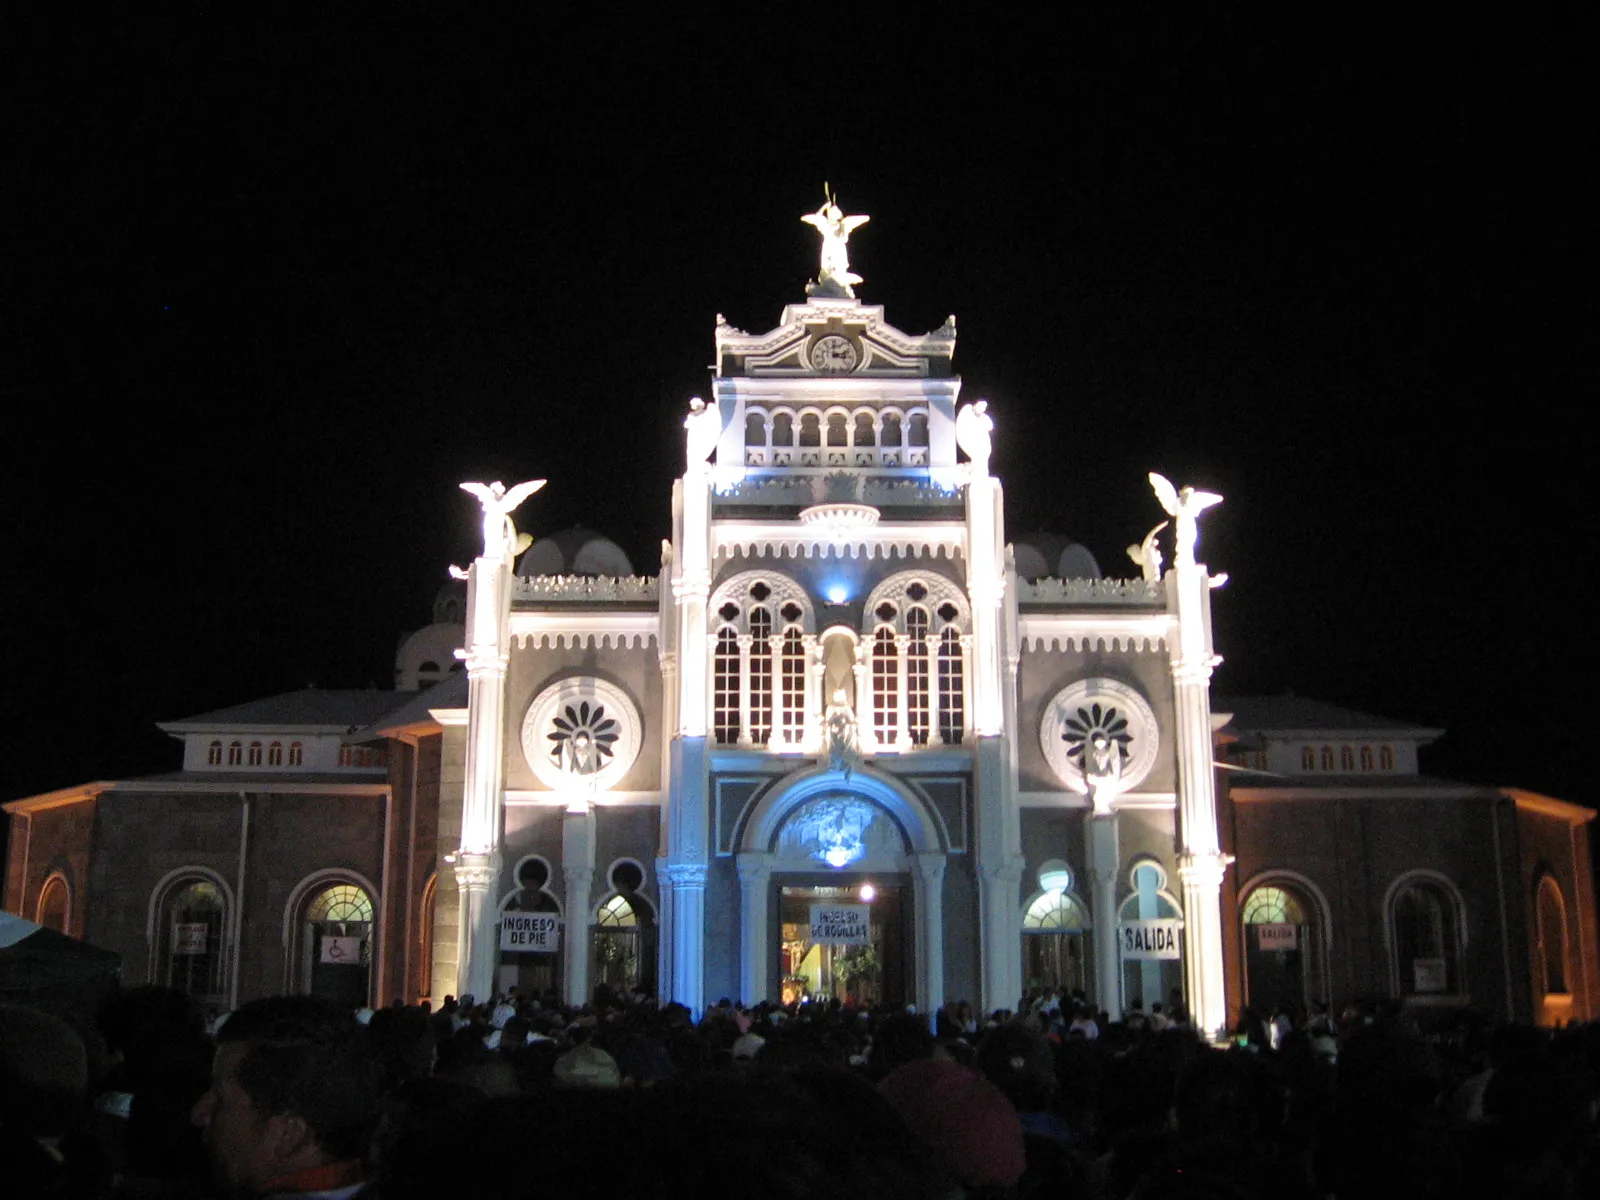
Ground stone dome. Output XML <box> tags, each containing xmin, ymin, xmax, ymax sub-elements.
<box><xmin>516</xmin><ymin>527</ymin><xmax>635</xmax><ymax>577</ymax></box>
<box><xmin>1012</xmin><ymin>532</ymin><xmax>1102</xmax><ymax>581</ymax></box>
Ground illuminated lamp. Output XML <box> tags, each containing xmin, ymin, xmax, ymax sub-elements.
<box><xmin>859</xmin><ymin>882</ymin><xmax>876</xmax><ymax>902</ymax></box>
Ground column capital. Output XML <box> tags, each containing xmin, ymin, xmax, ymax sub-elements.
<box><xmin>672</xmin><ymin>569</ymin><xmax>711</xmax><ymax>600</ymax></box>
<box><xmin>663</xmin><ymin>863</ymin><xmax>709</xmax><ymax>888</ymax></box>
<box><xmin>915</xmin><ymin>851</ymin><xmax>947</xmax><ymax>885</ymax></box>
<box><xmin>1170</xmin><ymin>657</ymin><xmax>1221</xmax><ymax>685</ymax></box>
<box><xmin>563</xmin><ymin>865</ymin><xmax>595</xmax><ymax>891</ymax></box>
<box><xmin>736</xmin><ymin>634</ymin><xmax>754</xmax><ymax>650</ymax></box>
<box><xmin>1178</xmin><ymin>851</ymin><xmax>1233</xmax><ymax>890</ymax></box>
<box><xmin>736</xmin><ymin>853</ymin><xmax>774</xmax><ymax>885</ymax></box>
<box><xmin>459</xmin><ymin>648</ymin><xmax>510</xmax><ymax>675</ymax></box>
<box><xmin>977</xmin><ymin>854</ymin><xmax>1026</xmax><ymax>884</ymax></box>
<box><xmin>453</xmin><ymin>851</ymin><xmax>500</xmax><ymax>891</ymax></box>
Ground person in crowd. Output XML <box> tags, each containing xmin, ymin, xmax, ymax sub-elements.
<box><xmin>191</xmin><ymin>996</ymin><xmax>380</xmax><ymax>1199</ymax></box>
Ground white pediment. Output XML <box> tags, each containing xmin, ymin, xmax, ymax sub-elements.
<box><xmin>715</xmin><ymin>298</ymin><xmax>956</xmax><ymax>380</ymax></box>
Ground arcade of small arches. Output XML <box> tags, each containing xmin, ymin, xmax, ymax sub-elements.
<box><xmin>208</xmin><ymin>739</ymin><xmax>305</xmax><ymax>767</ymax></box>
<box><xmin>710</xmin><ymin>570</ymin><xmax>970</xmax><ymax>751</ymax></box>
<box><xmin>1298</xmin><ymin>743</ymin><xmax>1396</xmax><ymax>773</ymax></box>
<box><xmin>742</xmin><ymin>404</ymin><xmax>931</xmax><ymax>468</ymax></box>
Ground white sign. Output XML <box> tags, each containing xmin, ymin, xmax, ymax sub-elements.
<box><xmin>501</xmin><ymin>913</ymin><xmax>560</xmax><ymax>953</ymax></box>
<box><xmin>1256</xmin><ymin>923</ymin><xmax>1298</xmax><ymax>950</ymax></box>
<box><xmin>1120</xmin><ymin>919</ymin><xmax>1182</xmax><ymax>960</ymax></box>
<box><xmin>1412</xmin><ymin>957</ymin><xmax>1447</xmax><ymax>993</ymax></box>
<box><xmin>319</xmin><ymin>935</ymin><xmax>363</xmax><ymax>964</ymax></box>
<box><xmin>172</xmin><ymin>922</ymin><xmax>208</xmax><ymax>955</ymax></box>
<box><xmin>809</xmin><ymin>904</ymin><xmax>871</xmax><ymax>945</ymax></box>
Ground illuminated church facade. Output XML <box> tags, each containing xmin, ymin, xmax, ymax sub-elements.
<box><xmin>6</xmin><ymin>207</ymin><xmax>1595</xmax><ymax>1033</ymax></box>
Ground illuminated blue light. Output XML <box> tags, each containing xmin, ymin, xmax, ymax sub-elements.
<box><xmin>825</xmin><ymin>583</ymin><xmax>850</xmax><ymax>604</ymax></box>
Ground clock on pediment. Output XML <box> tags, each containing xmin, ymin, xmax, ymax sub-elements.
<box><xmin>808</xmin><ymin>334</ymin><xmax>859</xmax><ymax>373</ymax></box>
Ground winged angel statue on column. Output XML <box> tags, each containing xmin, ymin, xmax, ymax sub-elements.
<box><xmin>1147</xmin><ymin>473</ymin><xmax>1222</xmax><ymax>570</ymax></box>
<box><xmin>460</xmin><ymin>479</ymin><xmax>546</xmax><ymax>561</ymax></box>
<box><xmin>802</xmin><ymin>184</ymin><xmax>870</xmax><ymax>297</ymax></box>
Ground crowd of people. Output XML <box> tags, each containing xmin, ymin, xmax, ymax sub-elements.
<box><xmin>3</xmin><ymin>981</ymin><xmax>1599</xmax><ymax>1199</ymax></box>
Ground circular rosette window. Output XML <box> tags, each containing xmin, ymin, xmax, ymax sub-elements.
<box><xmin>1039</xmin><ymin>678</ymin><xmax>1159</xmax><ymax>795</ymax></box>
<box><xmin>520</xmin><ymin>677</ymin><xmax>642</xmax><ymax>792</ymax></box>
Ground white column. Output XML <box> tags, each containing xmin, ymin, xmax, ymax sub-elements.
<box><xmin>562</xmin><ymin>808</ymin><xmax>596</xmax><ymax>1008</ymax></box>
<box><xmin>1167</xmin><ymin>517</ymin><xmax>1231</xmax><ymax>1039</ymax></box>
<box><xmin>665</xmin><ymin>862</ymin><xmax>708</xmax><ymax>1016</ymax></box>
<box><xmin>853</xmin><ymin>642</ymin><xmax>874</xmax><ymax>753</ymax></box>
<box><xmin>736</xmin><ymin>634</ymin><xmax>754</xmax><ymax>746</ymax></box>
<box><xmin>924</xmin><ymin>635</ymin><xmax>941</xmax><ymax>744</ymax></box>
<box><xmin>893</xmin><ymin>634</ymin><xmax>912</xmax><ymax>751</ymax></box>
<box><xmin>654</xmin><ymin>854</ymin><xmax>674</xmax><ymax>1005</ymax></box>
<box><xmin>737</xmin><ymin>853</ymin><xmax>774</xmax><ymax>1005</ymax></box>
<box><xmin>916</xmin><ymin>852</ymin><xmax>947</xmax><ymax>1020</ymax></box>
<box><xmin>959</xmin><ymin>635</ymin><xmax>975</xmax><ymax>742</ymax></box>
<box><xmin>455</xmin><ymin>479</ymin><xmax>542</xmax><ymax>1002</ymax></box>
<box><xmin>1089</xmin><ymin>812</ymin><xmax>1124</xmax><ymax>1019</ymax></box>
<box><xmin>977</xmin><ymin>852</ymin><xmax>1025</xmax><ymax>1015</ymax></box>
<box><xmin>802</xmin><ymin>635</ymin><xmax>822</xmax><ymax>751</ymax></box>
<box><xmin>767</xmin><ymin>639</ymin><xmax>784</xmax><ymax>750</ymax></box>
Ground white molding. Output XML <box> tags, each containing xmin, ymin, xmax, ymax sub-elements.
<box><xmin>429</xmin><ymin>707</ymin><xmax>469</xmax><ymax>727</ymax></box>
<box><xmin>1019</xmin><ymin>612</ymin><xmax>1173</xmax><ymax>652</ymax></box>
<box><xmin>508</xmin><ymin>611</ymin><xmax>659</xmax><ymax>648</ymax></box>
<box><xmin>1018</xmin><ymin>790</ymin><xmax>1176</xmax><ymax>808</ymax></box>
<box><xmin>503</xmin><ymin>790</ymin><xmax>662</xmax><ymax>807</ymax></box>
<box><xmin>712</xmin><ymin>520</ymin><xmax>966</xmax><ymax>563</ymax></box>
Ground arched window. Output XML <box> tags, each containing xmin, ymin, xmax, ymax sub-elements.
<box><xmin>938</xmin><ymin>629</ymin><xmax>965</xmax><ymax>745</ymax></box>
<box><xmin>1359</xmin><ymin>745</ymin><xmax>1374</xmax><ymax>771</ymax></box>
<box><xmin>228</xmin><ymin>741</ymin><xmax>243</xmax><ymax>766</ymax></box>
<box><xmin>708</xmin><ymin>572</ymin><xmax>816</xmax><ymax>748</ymax></box>
<box><xmin>248</xmin><ymin>741</ymin><xmax>263</xmax><ymax>766</ymax></box>
<box><xmin>907</xmin><ymin>411</ymin><xmax>929</xmax><ymax>446</ymax></box>
<box><xmin>871</xmin><ymin>628</ymin><xmax>898</xmax><ymax>745</ymax></box>
<box><xmin>37</xmin><ymin>873</ymin><xmax>71</xmax><ymax>935</ymax></box>
<box><xmin>1388</xmin><ymin>873</ymin><xmax>1464</xmax><ymax>998</ymax></box>
<box><xmin>1379</xmin><ymin>745</ymin><xmax>1395</xmax><ymax>771</ymax></box>
<box><xmin>207</xmin><ymin>741</ymin><xmax>223</xmax><ymax>766</ymax></box>
<box><xmin>1301</xmin><ymin>746</ymin><xmax>1315</xmax><ymax>771</ymax></box>
<box><xmin>593</xmin><ymin>859</ymin><xmax>656</xmax><ymax>996</ymax></box>
<box><xmin>1536</xmin><ymin>875</ymin><xmax>1570</xmax><ymax>997</ymax></box>
<box><xmin>1120</xmin><ymin>862</ymin><xmax>1185</xmax><ymax>1013</ymax></box>
<box><xmin>863</xmin><ymin>573</ymin><xmax>971</xmax><ymax>750</ymax></box>
<box><xmin>267</xmin><ymin>741</ymin><xmax>283</xmax><ymax>766</ymax></box>
<box><xmin>772</xmin><ymin>411</ymin><xmax>795</xmax><ymax>447</ymax></box>
<box><xmin>338</xmin><ymin>746</ymin><xmax>354</xmax><ymax>767</ymax></box>
<box><xmin>880</xmin><ymin>411</ymin><xmax>903</xmax><ymax>448</ymax></box>
<box><xmin>749</xmin><ymin>605</ymin><xmax>773</xmax><ymax>744</ymax></box>
<box><xmin>745</xmin><ymin>410</ymin><xmax>768</xmax><ymax>446</ymax></box>
<box><xmin>153</xmin><ymin>873</ymin><xmax>230</xmax><ymax>1007</ymax></box>
<box><xmin>781</xmin><ymin>628</ymin><xmax>806</xmax><ymax>744</ymax></box>
<box><xmin>1319</xmin><ymin>745</ymin><xmax>1334</xmax><ymax>771</ymax></box>
<box><xmin>1023</xmin><ymin>889</ymin><xmax>1091</xmax><ymax>930</ymax></box>
<box><xmin>288</xmin><ymin>741</ymin><xmax>303</xmax><ymax>766</ymax></box>
<box><xmin>852</xmin><ymin>412</ymin><xmax>876</xmax><ymax>461</ymax></box>
<box><xmin>799</xmin><ymin>412</ymin><xmax>821</xmax><ymax>447</ymax></box>
<box><xmin>826</xmin><ymin>412</ymin><xmax>848</xmax><ymax>446</ymax></box>
<box><xmin>501</xmin><ymin>858</ymin><xmax>562</xmax><ymax>1000</ymax></box>
<box><xmin>714</xmin><ymin>628</ymin><xmax>741</xmax><ymax>744</ymax></box>
<box><xmin>1339</xmin><ymin>745</ymin><xmax>1354</xmax><ymax>771</ymax></box>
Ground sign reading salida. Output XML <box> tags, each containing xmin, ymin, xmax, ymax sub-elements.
<box><xmin>1120</xmin><ymin>919</ymin><xmax>1182</xmax><ymax>960</ymax></box>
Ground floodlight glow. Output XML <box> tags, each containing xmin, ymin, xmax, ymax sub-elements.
<box><xmin>823</xmin><ymin>843</ymin><xmax>858</xmax><ymax>869</ymax></box>
<box><xmin>859</xmin><ymin>883</ymin><xmax>876</xmax><ymax>902</ymax></box>
<box><xmin>825</xmin><ymin>583</ymin><xmax>850</xmax><ymax>604</ymax></box>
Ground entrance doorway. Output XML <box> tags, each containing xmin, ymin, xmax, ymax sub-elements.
<box><xmin>1241</xmin><ymin>883</ymin><xmax>1323</xmax><ymax>1015</ymax></box>
<box><xmin>778</xmin><ymin>884</ymin><xmax>908</xmax><ymax>1007</ymax></box>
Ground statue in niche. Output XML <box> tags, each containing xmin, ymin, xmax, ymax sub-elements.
<box><xmin>1125</xmin><ymin>520</ymin><xmax>1168</xmax><ymax>583</ymax></box>
<box><xmin>460</xmin><ymin>479</ymin><xmax>546</xmax><ymax>561</ymax></box>
<box><xmin>825</xmin><ymin>689</ymin><xmax>860</xmax><ymax>777</ymax></box>
<box><xmin>684</xmin><ymin>396</ymin><xmax>723</xmax><ymax>468</ymax></box>
<box><xmin>802</xmin><ymin>185</ymin><xmax>870</xmax><ymax>298</ymax></box>
<box><xmin>954</xmin><ymin>400</ymin><xmax>993</xmax><ymax>472</ymax></box>
<box><xmin>1084</xmin><ymin>732</ymin><xmax>1123</xmax><ymax>815</ymax></box>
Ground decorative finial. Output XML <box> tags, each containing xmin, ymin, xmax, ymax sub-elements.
<box><xmin>801</xmin><ymin>184</ymin><xmax>870</xmax><ymax>298</ymax></box>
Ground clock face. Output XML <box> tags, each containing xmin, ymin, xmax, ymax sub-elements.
<box><xmin>809</xmin><ymin>334</ymin><xmax>859</xmax><ymax>373</ymax></box>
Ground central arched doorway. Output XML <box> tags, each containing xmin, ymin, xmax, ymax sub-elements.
<box><xmin>736</xmin><ymin>764</ymin><xmax>949</xmax><ymax>1013</ymax></box>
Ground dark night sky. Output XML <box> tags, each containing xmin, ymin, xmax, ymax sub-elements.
<box><xmin>7</xmin><ymin>11</ymin><xmax>1595</xmax><ymax>813</ymax></box>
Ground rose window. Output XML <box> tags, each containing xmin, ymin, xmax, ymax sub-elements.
<box><xmin>546</xmin><ymin>701</ymin><xmax>621</xmax><ymax>776</ymax></box>
<box><xmin>1060</xmin><ymin>702</ymin><xmax>1133</xmax><ymax>768</ymax></box>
